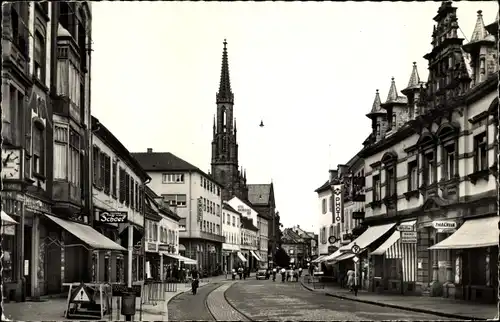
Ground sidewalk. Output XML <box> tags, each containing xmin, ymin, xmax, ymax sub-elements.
<box><xmin>300</xmin><ymin>279</ymin><xmax>497</xmax><ymax>321</ymax></box>
<box><xmin>2</xmin><ymin>278</ymin><xmax>225</xmax><ymax>321</ymax></box>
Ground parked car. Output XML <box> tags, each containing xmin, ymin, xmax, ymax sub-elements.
<box><xmin>256</xmin><ymin>269</ymin><xmax>269</xmax><ymax>280</ymax></box>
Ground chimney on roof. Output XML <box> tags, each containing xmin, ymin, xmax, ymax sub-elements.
<box><xmin>147</xmin><ymin>148</ymin><xmax>153</xmax><ymax>153</ymax></box>
<box><xmin>329</xmin><ymin>170</ymin><xmax>338</xmax><ymax>183</ymax></box>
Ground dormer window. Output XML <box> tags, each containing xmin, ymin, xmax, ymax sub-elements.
<box><xmin>392</xmin><ymin>114</ymin><xmax>396</xmax><ymax>129</ymax></box>
<box><xmin>376</xmin><ymin>123</ymin><xmax>381</xmax><ymax>136</ymax></box>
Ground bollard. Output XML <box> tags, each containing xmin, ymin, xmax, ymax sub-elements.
<box><xmin>121</xmin><ymin>289</ymin><xmax>136</xmax><ymax>321</ymax></box>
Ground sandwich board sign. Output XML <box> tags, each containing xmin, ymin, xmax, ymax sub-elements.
<box><xmin>71</xmin><ymin>283</ymin><xmax>92</xmax><ymax>303</ymax></box>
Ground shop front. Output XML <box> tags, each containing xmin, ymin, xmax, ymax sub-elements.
<box><xmin>329</xmin><ymin>222</ymin><xmax>396</xmax><ymax>291</ymax></box>
<box><xmin>146</xmin><ymin>242</ymin><xmax>161</xmax><ymax>280</ymax></box>
<box><xmin>428</xmin><ymin>215</ymin><xmax>498</xmax><ymax>303</ymax></box>
<box><xmin>222</xmin><ymin>243</ymin><xmax>240</xmax><ymax>272</ymax></box>
<box><xmin>369</xmin><ymin>220</ymin><xmax>418</xmax><ymax>294</ymax></box>
<box><xmin>237</xmin><ymin>249</ymin><xmax>249</xmax><ymax>269</ymax></box>
<box><xmin>250</xmin><ymin>250</ymin><xmax>264</xmax><ymax>270</ymax></box>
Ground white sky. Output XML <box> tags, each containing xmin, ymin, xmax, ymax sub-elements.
<box><xmin>91</xmin><ymin>1</ymin><xmax>498</xmax><ymax>231</ymax></box>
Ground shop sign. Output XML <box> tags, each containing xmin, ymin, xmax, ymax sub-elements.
<box><xmin>24</xmin><ymin>195</ymin><xmax>51</xmax><ymax>214</ymax></box>
<box><xmin>432</xmin><ymin>221</ymin><xmax>456</xmax><ymax>232</ymax></box>
<box><xmin>332</xmin><ymin>185</ymin><xmax>343</xmax><ymax>223</ymax></box>
<box><xmin>147</xmin><ymin>242</ymin><xmax>157</xmax><ymax>252</ymax></box>
<box><xmin>99</xmin><ymin>211</ymin><xmax>127</xmax><ymax>223</ymax></box>
<box><xmin>237</xmin><ymin>205</ymin><xmax>252</xmax><ymax>216</ymax></box>
<box><xmin>397</xmin><ymin>223</ymin><xmax>415</xmax><ymax>232</ymax></box>
<box><xmin>401</xmin><ymin>231</ymin><xmax>417</xmax><ymax>243</ymax></box>
<box><xmin>158</xmin><ymin>244</ymin><xmax>169</xmax><ymax>252</ymax></box>
<box><xmin>197</xmin><ymin>198</ymin><xmax>203</xmax><ymax>222</ymax></box>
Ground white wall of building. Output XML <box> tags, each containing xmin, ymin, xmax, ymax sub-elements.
<box><xmin>317</xmin><ymin>188</ymin><xmax>333</xmax><ymax>255</ymax></box>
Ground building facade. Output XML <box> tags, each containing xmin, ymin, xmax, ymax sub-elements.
<box><xmin>132</xmin><ymin>150</ymin><xmax>225</xmax><ymax>275</ymax></box>
<box><xmin>210</xmin><ymin>40</ymin><xmax>249</xmax><ymax>202</ymax></box>
<box><xmin>315</xmin><ymin>171</ymin><xmax>335</xmax><ymax>256</ymax></box>
<box><xmin>91</xmin><ymin>116</ymin><xmax>151</xmax><ymax>284</ymax></box>
<box><xmin>240</xmin><ymin>216</ymin><xmax>259</xmax><ymax>270</ymax></box>
<box><xmin>322</xmin><ymin>2</ymin><xmax>498</xmax><ymax>304</ymax></box>
<box><xmin>1</xmin><ymin>2</ymin><xmax>110</xmax><ymax>301</ymax></box>
<box><xmin>281</xmin><ymin>227</ymin><xmax>314</xmax><ymax>267</ymax></box>
<box><xmin>221</xmin><ymin>202</ymin><xmax>242</xmax><ymax>271</ymax></box>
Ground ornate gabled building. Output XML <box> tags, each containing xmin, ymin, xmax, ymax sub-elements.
<box><xmin>211</xmin><ymin>40</ymin><xmax>249</xmax><ymax>202</ymax></box>
<box><xmin>324</xmin><ymin>1</ymin><xmax>498</xmax><ymax>303</ymax></box>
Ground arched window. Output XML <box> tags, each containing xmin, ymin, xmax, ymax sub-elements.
<box><xmin>222</xmin><ymin>107</ymin><xmax>227</xmax><ymax>132</ymax></box>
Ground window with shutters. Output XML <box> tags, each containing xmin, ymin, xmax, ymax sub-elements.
<box><xmin>131</xmin><ymin>179</ymin><xmax>135</xmax><ymax>209</ymax></box>
<box><xmin>119</xmin><ymin>168</ymin><xmax>126</xmax><ymax>203</ymax></box>
<box><xmin>92</xmin><ymin>146</ymin><xmax>100</xmax><ymax>186</ymax></box>
<box><xmin>99</xmin><ymin>151</ymin><xmax>106</xmax><ymax>188</ymax></box>
<box><xmin>125</xmin><ymin>173</ymin><xmax>130</xmax><ymax>206</ymax></box>
<box><xmin>112</xmin><ymin>159</ymin><xmax>117</xmax><ymax>198</ymax></box>
<box><xmin>104</xmin><ymin>155</ymin><xmax>111</xmax><ymax>195</ymax></box>
<box><xmin>135</xmin><ymin>182</ymin><xmax>139</xmax><ymax>210</ymax></box>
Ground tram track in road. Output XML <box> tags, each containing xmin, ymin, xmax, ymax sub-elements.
<box><xmin>206</xmin><ymin>281</ymin><xmax>253</xmax><ymax>322</ymax></box>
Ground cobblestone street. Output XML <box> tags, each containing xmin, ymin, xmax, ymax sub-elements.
<box><xmin>167</xmin><ymin>282</ymin><xmax>220</xmax><ymax>321</ymax></box>
<box><xmin>224</xmin><ymin>279</ymin><xmax>455</xmax><ymax>321</ymax></box>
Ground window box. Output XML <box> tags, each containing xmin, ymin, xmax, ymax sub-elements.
<box><xmin>368</xmin><ymin>200</ymin><xmax>382</xmax><ymax>209</ymax></box>
<box><xmin>403</xmin><ymin>190</ymin><xmax>419</xmax><ymax>201</ymax></box>
<box><xmin>382</xmin><ymin>193</ymin><xmax>397</xmax><ymax>207</ymax></box>
<box><xmin>467</xmin><ymin>169</ymin><xmax>490</xmax><ymax>185</ymax></box>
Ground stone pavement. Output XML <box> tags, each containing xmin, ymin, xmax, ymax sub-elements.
<box><xmin>225</xmin><ymin>278</ymin><xmax>452</xmax><ymax>321</ymax></box>
<box><xmin>205</xmin><ymin>282</ymin><xmax>250</xmax><ymax>321</ymax></box>
<box><xmin>300</xmin><ymin>278</ymin><xmax>497</xmax><ymax>321</ymax></box>
<box><xmin>167</xmin><ymin>282</ymin><xmax>221</xmax><ymax>321</ymax></box>
<box><xmin>1</xmin><ymin>280</ymin><xmax>214</xmax><ymax>321</ymax></box>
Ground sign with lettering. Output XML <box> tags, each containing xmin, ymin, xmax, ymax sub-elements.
<box><xmin>432</xmin><ymin>221</ymin><xmax>456</xmax><ymax>230</ymax></box>
<box><xmin>111</xmin><ymin>284</ymin><xmax>142</xmax><ymax>297</ymax></box>
<box><xmin>397</xmin><ymin>223</ymin><xmax>415</xmax><ymax>232</ymax></box>
<box><xmin>197</xmin><ymin>198</ymin><xmax>203</xmax><ymax>222</ymax></box>
<box><xmin>237</xmin><ymin>205</ymin><xmax>252</xmax><ymax>216</ymax></box>
<box><xmin>24</xmin><ymin>195</ymin><xmax>51</xmax><ymax>214</ymax></box>
<box><xmin>401</xmin><ymin>231</ymin><xmax>417</xmax><ymax>243</ymax></box>
<box><xmin>158</xmin><ymin>244</ymin><xmax>169</xmax><ymax>252</ymax></box>
<box><xmin>332</xmin><ymin>185</ymin><xmax>343</xmax><ymax>223</ymax></box>
<box><xmin>99</xmin><ymin>211</ymin><xmax>127</xmax><ymax>223</ymax></box>
<box><xmin>147</xmin><ymin>242</ymin><xmax>157</xmax><ymax>252</ymax></box>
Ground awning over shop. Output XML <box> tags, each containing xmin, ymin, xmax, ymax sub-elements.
<box><xmin>250</xmin><ymin>250</ymin><xmax>262</xmax><ymax>262</ymax></box>
<box><xmin>370</xmin><ymin>230</ymin><xmax>401</xmax><ymax>258</ymax></box>
<box><xmin>45</xmin><ymin>214</ymin><xmax>126</xmax><ymax>251</ymax></box>
<box><xmin>176</xmin><ymin>254</ymin><xmax>197</xmax><ymax>265</ymax></box>
<box><xmin>339</xmin><ymin>223</ymin><xmax>396</xmax><ymax>253</ymax></box>
<box><xmin>223</xmin><ymin>243</ymin><xmax>240</xmax><ymax>252</ymax></box>
<box><xmin>1</xmin><ymin>210</ymin><xmax>18</xmax><ymax>225</ymax></box>
<box><xmin>333</xmin><ymin>252</ymin><xmax>355</xmax><ymax>262</ymax></box>
<box><xmin>324</xmin><ymin>250</ymin><xmax>342</xmax><ymax>262</ymax></box>
<box><xmin>429</xmin><ymin>216</ymin><xmax>499</xmax><ymax>250</ymax></box>
<box><xmin>178</xmin><ymin>244</ymin><xmax>186</xmax><ymax>251</ymax></box>
<box><xmin>312</xmin><ymin>255</ymin><xmax>327</xmax><ymax>263</ymax></box>
<box><xmin>160</xmin><ymin>252</ymin><xmax>180</xmax><ymax>261</ymax></box>
<box><xmin>237</xmin><ymin>251</ymin><xmax>247</xmax><ymax>262</ymax></box>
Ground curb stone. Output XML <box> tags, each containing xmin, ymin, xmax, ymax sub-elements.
<box><xmin>206</xmin><ymin>282</ymin><xmax>251</xmax><ymax>321</ymax></box>
<box><xmin>300</xmin><ymin>280</ymin><xmax>487</xmax><ymax>321</ymax></box>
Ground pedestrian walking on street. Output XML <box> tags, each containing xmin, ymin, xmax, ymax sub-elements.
<box><xmin>272</xmin><ymin>267</ymin><xmax>277</xmax><ymax>282</ymax></box>
<box><xmin>347</xmin><ymin>269</ymin><xmax>355</xmax><ymax>292</ymax></box>
<box><xmin>191</xmin><ymin>267</ymin><xmax>200</xmax><ymax>295</ymax></box>
<box><xmin>232</xmin><ymin>268</ymin><xmax>236</xmax><ymax>280</ymax></box>
<box><xmin>238</xmin><ymin>267</ymin><xmax>243</xmax><ymax>280</ymax></box>
<box><xmin>280</xmin><ymin>267</ymin><xmax>286</xmax><ymax>282</ymax></box>
<box><xmin>298</xmin><ymin>267</ymin><xmax>303</xmax><ymax>278</ymax></box>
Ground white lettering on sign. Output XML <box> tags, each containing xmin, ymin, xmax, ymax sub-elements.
<box><xmin>332</xmin><ymin>185</ymin><xmax>343</xmax><ymax>223</ymax></box>
<box><xmin>397</xmin><ymin>224</ymin><xmax>415</xmax><ymax>232</ymax></box>
<box><xmin>432</xmin><ymin>221</ymin><xmax>456</xmax><ymax>230</ymax></box>
<box><xmin>400</xmin><ymin>231</ymin><xmax>417</xmax><ymax>244</ymax></box>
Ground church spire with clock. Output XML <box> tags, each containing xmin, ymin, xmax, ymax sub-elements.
<box><xmin>211</xmin><ymin>39</ymin><xmax>248</xmax><ymax>201</ymax></box>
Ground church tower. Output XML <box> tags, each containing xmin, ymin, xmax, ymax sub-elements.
<box><xmin>211</xmin><ymin>40</ymin><xmax>248</xmax><ymax>201</ymax></box>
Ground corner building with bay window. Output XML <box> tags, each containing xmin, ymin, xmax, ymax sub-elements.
<box><xmin>355</xmin><ymin>3</ymin><xmax>498</xmax><ymax>303</ymax></box>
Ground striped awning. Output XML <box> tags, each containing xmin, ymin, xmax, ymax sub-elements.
<box><xmin>250</xmin><ymin>250</ymin><xmax>263</xmax><ymax>262</ymax></box>
<box><xmin>370</xmin><ymin>231</ymin><xmax>401</xmax><ymax>258</ymax></box>
<box><xmin>339</xmin><ymin>223</ymin><xmax>396</xmax><ymax>253</ymax></box>
<box><xmin>237</xmin><ymin>251</ymin><xmax>247</xmax><ymax>262</ymax></box>
<box><xmin>312</xmin><ymin>255</ymin><xmax>326</xmax><ymax>263</ymax></box>
<box><xmin>333</xmin><ymin>252</ymin><xmax>355</xmax><ymax>262</ymax></box>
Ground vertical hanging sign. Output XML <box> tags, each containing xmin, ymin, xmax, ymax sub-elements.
<box><xmin>332</xmin><ymin>184</ymin><xmax>343</xmax><ymax>224</ymax></box>
<box><xmin>197</xmin><ymin>198</ymin><xmax>203</xmax><ymax>222</ymax></box>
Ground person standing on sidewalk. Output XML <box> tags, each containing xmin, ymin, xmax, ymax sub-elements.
<box><xmin>347</xmin><ymin>269</ymin><xmax>355</xmax><ymax>292</ymax></box>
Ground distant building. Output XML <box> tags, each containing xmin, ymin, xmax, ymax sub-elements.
<box><xmin>132</xmin><ymin>150</ymin><xmax>225</xmax><ymax>275</ymax></box>
<box><xmin>221</xmin><ymin>202</ymin><xmax>242</xmax><ymax>271</ymax></box>
<box><xmin>240</xmin><ymin>216</ymin><xmax>259</xmax><ymax>270</ymax></box>
<box><xmin>281</xmin><ymin>227</ymin><xmax>314</xmax><ymax>267</ymax></box>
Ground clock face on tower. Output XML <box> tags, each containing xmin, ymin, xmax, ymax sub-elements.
<box><xmin>2</xmin><ymin>149</ymin><xmax>21</xmax><ymax>180</ymax></box>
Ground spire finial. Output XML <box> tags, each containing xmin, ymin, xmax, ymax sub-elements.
<box><xmin>369</xmin><ymin>89</ymin><xmax>382</xmax><ymax>114</ymax></box>
<box><xmin>216</xmin><ymin>39</ymin><xmax>234</xmax><ymax>104</ymax></box>
<box><xmin>470</xmin><ymin>9</ymin><xmax>488</xmax><ymax>42</ymax></box>
<box><xmin>406</xmin><ymin>62</ymin><xmax>421</xmax><ymax>89</ymax></box>
<box><xmin>386</xmin><ymin>77</ymin><xmax>398</xmax><ymax>102</ymax></box>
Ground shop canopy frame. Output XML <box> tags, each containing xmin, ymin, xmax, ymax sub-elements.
<box><xmin>237</xmin><ymin>251</ymin><xmax>247</xmax><ymax>262</ymax></box>
<box><xmin>250</xmin><ymin>250</ymin><xmax>263</xmax><ymax>262</ymax></box>
<box><xmin>1</xmin><ymin>210</ymin><xmax>18</xmax><ymax>225</ymax></box>
<box><xmin>43</xmin><ymin>214</ymin><xmax>126</xmax><ymax>252</ymax></box>
<box><xmin>429</xmin><ymin>216</ymin><xmax>499</xmax><ymax>250</ymax></box>
<box><xmin>160</xmin><ymin>252</ymin><xmax>197</xmax><ymax>265</ymax></box>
